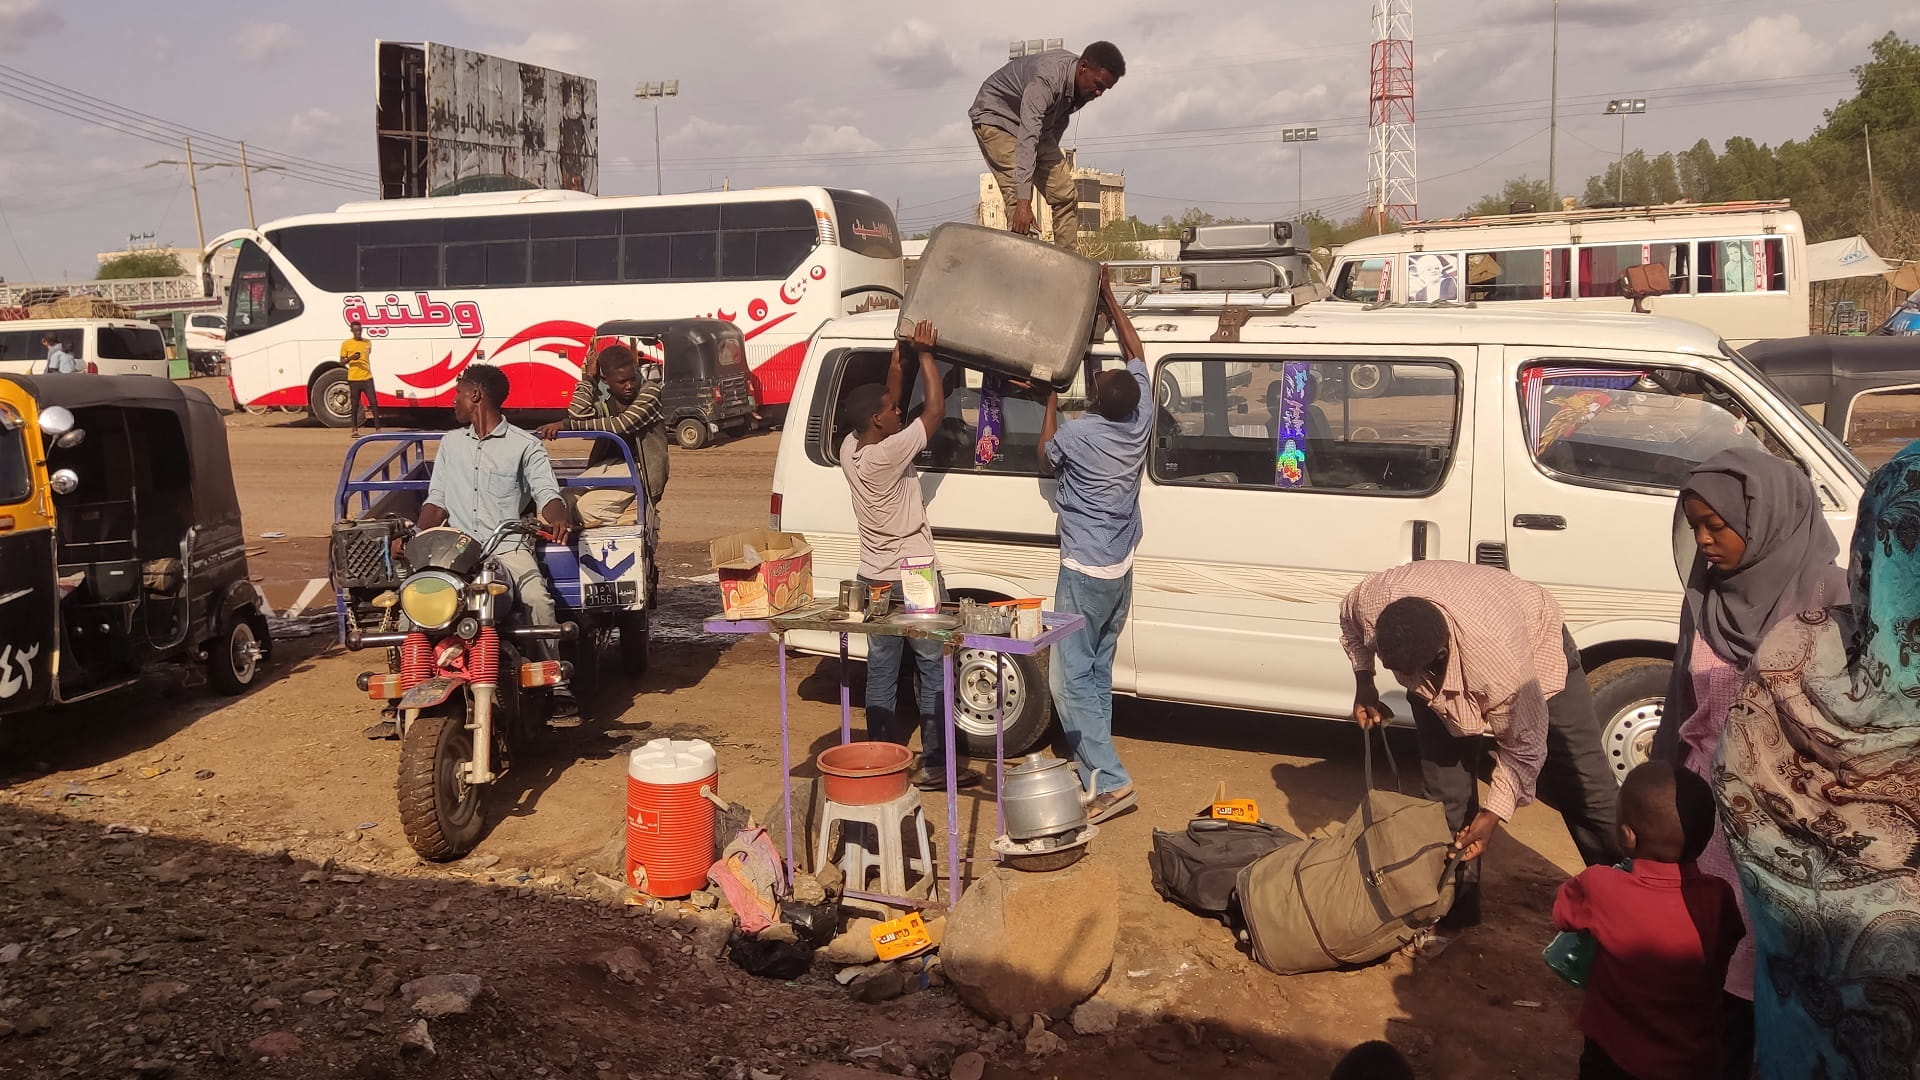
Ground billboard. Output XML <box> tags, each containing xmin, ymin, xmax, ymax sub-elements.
<box><xmin>376</xmin><ymin>41</ymin><xmax>598</xmax><ymax>199</ymax></box>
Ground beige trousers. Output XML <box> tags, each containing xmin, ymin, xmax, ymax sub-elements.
<box><xmin>974</xmin><ymin>123</ymin><xmax>1079</xmax><ymax>250</ymax></box>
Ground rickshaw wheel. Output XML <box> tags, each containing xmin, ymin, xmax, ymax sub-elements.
<box><xmin>674</xmin><ymin>418</ymin><xmax>709</xmax><ymax>450</ymax></box>
<box><xmin>209</xmin><ymin>614</ymin><xmax>265</xmax><ymax>694</ymax></box>
<box><xmin>398</xmin><ymin>703</ymin><xmax>487</xmax><ymax>861</ymax></box>
<box><xmin>618</xmin><ymin>610</ymin><xmax>650</xmax><ymax>674</ymax></box>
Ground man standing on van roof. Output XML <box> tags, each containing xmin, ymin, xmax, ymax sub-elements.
<box><xmin>970</xmin><ymin>41</ymin><xmax>1125</xmax><ymax>250</ymax></box>
<box><xmin>1339</xmin><ymin>561</ymin><xmax>1620</xmax><ymax>953</ymax></box>
<box><xmin>840</xmin><ymin>319</ymin><xmax>982</xmax><ymax>792</ymax></box>
<box><xmin>1036</xmin><ymin>272</ymin><xmax>1150</xmax><ymax>824</ymax></box>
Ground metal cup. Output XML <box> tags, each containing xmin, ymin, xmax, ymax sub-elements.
<box><xmin>839</xmin><ymin>580</ymin><xmax>864</xmax><ymax>613</ymax></box>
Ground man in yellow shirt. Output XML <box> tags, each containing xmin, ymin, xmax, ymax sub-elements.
<box><xmin>340</xmin><ymin>320</ymin><xmax>379</xmax><ymax>434</ymax></box>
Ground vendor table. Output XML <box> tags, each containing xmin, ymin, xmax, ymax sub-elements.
<box><xmin>703</xmin><ymin>604</ymin><xmax>1084</xmax><ymax>907</ymax></box>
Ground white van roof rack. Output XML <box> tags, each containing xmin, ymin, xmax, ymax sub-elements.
<box><xmin>1101</xmin><ymin>259</ymin><xmax>1328</xmax><ymax>313</ymax></box>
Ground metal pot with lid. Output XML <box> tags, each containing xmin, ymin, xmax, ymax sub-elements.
<box><xmin>1000</xmin><ymin>753</ymin><xmax>1093</xmax><ymax>841</ymax></box>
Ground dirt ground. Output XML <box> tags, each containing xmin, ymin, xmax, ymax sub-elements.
<box><xmin>3</xmin><ymin>415</ymin><xmax>1614</xmax><ymax>1079</ymax></box>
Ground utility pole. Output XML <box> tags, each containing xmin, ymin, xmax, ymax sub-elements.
<box><xmin>1547</xmin><ymin>0</ymin><xmax>1559</xmax><ymax>204</ymax></box>
<box><xmin>199</xmin><ymin>141</ymin><xmax>284</xmax><ymax>229</ymax></box>
<box><xmin>182</xmin><ymin>138</ymin><xmax>205</xmax><ymax>254</ymax></box>
<box><xmin>1865</xmin><ymin>123</ymin><xmax>1879</xmax><ymax>230</ymax></box>
<box><xmin>238</xmin><ymin>142</ymin><xmax>257</xmax><ymax>228</ymax></box>
<box><xmin>144</xmin><ymin>138</ymin><xmax>208</xmax><ymax>254</ymax></box>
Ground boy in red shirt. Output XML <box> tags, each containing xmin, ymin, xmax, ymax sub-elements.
<box><xmin>1553</xmin><ymin>760</ymin><xmax>1743</xmax><ymax>1080</ymax></box>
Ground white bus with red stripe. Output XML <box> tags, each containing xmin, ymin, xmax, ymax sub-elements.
<box><xmin>209</xmin><ymin>186</ymin><xmax>903</xmax><ymax>426</ymax></box>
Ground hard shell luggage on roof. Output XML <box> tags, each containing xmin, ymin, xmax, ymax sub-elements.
<box><xmin>1179</xmin><ymin>221</ymin><xmax>1313</xmax><ymax>291</ymax></box>
<box><xmin>895</xmin><ymin>223</ymin><xmax>1099</xmax><ymax>390</ymax></box>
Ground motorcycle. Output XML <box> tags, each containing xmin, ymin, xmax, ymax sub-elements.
<box><xmin>344</xmin><ymin>520</ymin><xmax>576</xmax><ymax>861</ymax></box>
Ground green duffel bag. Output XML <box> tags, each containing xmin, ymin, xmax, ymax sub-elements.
<box><xmin>1237</xmin><ymin>730</ymin><xmax>1459</xmax><ymax>974</ymax></box>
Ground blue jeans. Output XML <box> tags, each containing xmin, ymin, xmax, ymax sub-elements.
<box><xmin>1049</xmin><ymin>565</ymin><xmax>1133</xmax><ymax>795</ymax></box>
<box><xmin>859</xmin><ymin>575</ymin><xmax>949</xmax><ymax>771</ymax></box>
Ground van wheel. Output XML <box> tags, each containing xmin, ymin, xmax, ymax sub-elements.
<box><xmin>310</xmin><ymin>368</ymin><xmax>353</xmax><ymax>428</ymax></box>
<box><xmin>1589</xmin><ymin>658</ymin><xmax>1669</xmax><ymax>785</ymax></box>
<box><xmin>675</xmin><ymin>418</ymin><xmax>710</xmax><ymax>450</ymax></box>
<box><xmin>207</xmin><ymin>612</ymin><xmax>267</xmax><ymax>694</ymax></box>
<box><xmin>952</xmin><ymin>650</ymin><xmax>1051</xmax><ymax>758</ymax></box>
<box><xmin>1345</xmin><ymin>362</ymin><xmax>1391</xmax><ymax>399</ymax></box>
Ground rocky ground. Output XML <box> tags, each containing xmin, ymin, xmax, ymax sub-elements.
<box><xmin>0</xmin><ymin>420</ymin><xmax>1602</xmax><ymax>1079</ymax></box>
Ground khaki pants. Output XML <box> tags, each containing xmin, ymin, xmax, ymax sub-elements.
<box><xmin>974</xmin><ymin>123</ymin><xmax>1078</xmax><ymax>251</ymax></box>
<box><xmin>563</xmin><ymin>462</ymin><xmax>659</xmax><ymax>549</ymax></box>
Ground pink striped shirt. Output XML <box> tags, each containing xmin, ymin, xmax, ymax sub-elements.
<box><xmin>1340</xmin><ymin>561</ymin><xmax>1568</xmax><ymax>821</ymax></box>
<box><xmin>1676</xmin><ymin>632</ymin><xmax>1757</xmax><ymax>1000</ymax></box>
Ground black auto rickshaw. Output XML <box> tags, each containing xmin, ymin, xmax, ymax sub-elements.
<box><xmin>0</xmin><ymin>374</ymin><xmax>271</xmax><ymax>717</ymax></box>
<box><xmin>1742</xmin><ymin>336</ymin><xmax>1920</xmax><ymax>467</ymax></box>
<box><xmin>591</xmin><ymin>319</ymin><xmax>757</xmax><ymax>449</ymax></box>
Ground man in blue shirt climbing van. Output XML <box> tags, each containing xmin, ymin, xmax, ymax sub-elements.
<box><xmin>1036</xmin><ymin>271</ymin><xmax>1150</xmax><ymax>824</ymax></box>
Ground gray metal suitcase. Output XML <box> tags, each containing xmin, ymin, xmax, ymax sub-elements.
<box><xmin>896</xmin><ymin>223</ymin><xmax>1099</xmax><ymax>389</ymax></box>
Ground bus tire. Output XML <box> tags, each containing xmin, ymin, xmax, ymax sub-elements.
<box><xmin>674</xmin><ymin>418</ymin><xmax>710</xmax><ymax>450</ymax></box>
<box><xmin>310</xmin><ymin>368</ymin><xmax>354</xmax><ymax>428</ymax></box>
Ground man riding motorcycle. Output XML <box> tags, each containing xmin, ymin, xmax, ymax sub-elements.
<box><xmin>413</xmin><ymin>363</ymin><xmax>581</xmax><ymax>722</ymax></box>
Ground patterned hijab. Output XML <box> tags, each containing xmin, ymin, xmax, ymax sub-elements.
<box><xmin>1680</xmin><ymin>449</ymin><xmax>1847</xmax><ymax>666</ymax></box>
<box><xmin>1713</xmin><ymin>441</ymin><xmax>1920</xmax><ymax>1079</ymax></box>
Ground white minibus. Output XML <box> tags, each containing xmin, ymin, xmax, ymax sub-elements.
<box><xmin>769</xmin><ymin>296</ymin><xmax>1867</xmax><ymax>779</ymax></box>
<box><xmin>1328</xmin><ymin>201</ymin><xmax>1810</xmax><ymax>348</ymax></box>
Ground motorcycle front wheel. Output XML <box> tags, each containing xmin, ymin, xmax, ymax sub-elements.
<box><xmin>397</xmin><ymin>702</ymin><xmax>487</xmax><ymax>861</ymax></box>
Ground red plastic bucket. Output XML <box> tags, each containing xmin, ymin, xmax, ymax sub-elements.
<box><xmin>626</xmin><ymin>738</ymin><xmax>718</xmax><ymax>898</ymax></box>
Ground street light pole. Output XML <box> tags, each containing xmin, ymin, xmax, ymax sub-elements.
<box><xmin>1603</xmin><ymin>98</ymin><xmax>1647</xmax><ymax>204</ymax></box>
<box><xmin>633</xmin><ymin>80</ymin><xmax>681</xmax><ymax>196</ymax></box>
<box><xmin>1283</xmin><ymin>127</ymin><xmax>1318</xmax><ymax>217</ymax></box>
<box><xmin>182</xmin><ymin>138</ymin><xmax>205</xmax><ymax>254</ymax></box>
<box><xmin>1548</xmin><ymin>0</ymin><xmax>1559</xmax><ymax>204</ymax></box>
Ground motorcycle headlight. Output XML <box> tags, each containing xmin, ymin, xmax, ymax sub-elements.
<box><xmin>399</xmin><ymin>571</ymin><xmax>463</xmax><ymax>631</ymax></box>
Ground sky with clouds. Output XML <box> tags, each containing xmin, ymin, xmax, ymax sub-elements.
<box><xmin>0</xmin><ymin>0</ymin><xmax>1912</xmax><ymax>280</ymax></box>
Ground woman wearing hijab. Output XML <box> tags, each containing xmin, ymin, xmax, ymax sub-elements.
<box><xmin>1714</xmin><ymin>441</ymin><xmax>1920</xmax><ymax>1079</ymax></box>
<box><xmin>1653</xmin><ymin>447</ymin><xmax>1847</xmax><ymax>1077</ymax></box>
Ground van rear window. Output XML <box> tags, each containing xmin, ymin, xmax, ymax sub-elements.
<box><xmin>98</xmin><ymin>327</ymin><xmax>167</xmax><ymax>362</ymax></box>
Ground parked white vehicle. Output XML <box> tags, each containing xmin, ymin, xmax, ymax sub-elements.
<box><xmin>1328</xmin><ymin>201</ymin><xmax>1810</xmax><ymax>348</ymax></box>
<box><xmin>769</xmin><ymin>298</ymin><xmax>1867</xmax><ymax>778</ymax></box>
<box><xmin>0</xmin><ymin>318</ymin><xmax>169</xmax><ymax>377</ymax></box>
<box><xmin>184</xmin><ymin>313</ymin><xmax>227</xmax><ymax>358</ymax></box>
<box><xmin>207</xmin><ymin>185</ymin><xmax>903</xmax><ymax>426</ymax></box>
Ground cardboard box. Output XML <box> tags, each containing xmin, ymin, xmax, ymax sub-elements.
<box><xmin>710</xmin><ymin>528</ymin><xmax>813</xmax><ymax>620</ymax></box>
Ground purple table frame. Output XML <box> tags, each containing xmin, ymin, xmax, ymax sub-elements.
<box><xmin>702</xmin><ymin>607</ymin><xmax>1085</xmax><ymax>907</ymax></box>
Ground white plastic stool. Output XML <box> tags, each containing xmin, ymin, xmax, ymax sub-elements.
<box><xmin>814</xmin><ymin>788</ymin><xmax>938</xmax><ymax>904</ymax></box>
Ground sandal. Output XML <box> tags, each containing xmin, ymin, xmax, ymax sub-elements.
<box><xmin>1084</xmin><ymin>786</ymin><xmax>1137</xmax><ymax>824</ymax></box>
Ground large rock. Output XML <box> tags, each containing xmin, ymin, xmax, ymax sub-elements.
<box><xmin>940</xmin><ymin>862</ymin><xmax>1118</xmax><ymax>1022</ymax></box>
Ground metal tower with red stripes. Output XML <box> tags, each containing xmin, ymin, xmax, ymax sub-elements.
<box><xmin>1367</xmin><ymin>0</ymin><xmax>1417</xmax><ymax>227</ymax></box>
